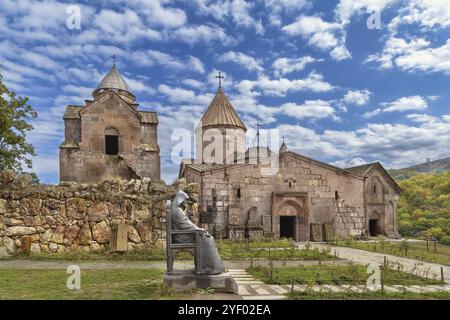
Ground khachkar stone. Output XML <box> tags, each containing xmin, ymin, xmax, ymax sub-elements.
<box><xmin>163</xmin><ymin>190</ymin><xmax>237</xmax><ymax>294</ymax></box>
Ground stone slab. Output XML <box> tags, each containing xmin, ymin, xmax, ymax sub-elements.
<box><xmin>163</xmin><ymin>270</ymin><xmax>238</xmax><ymax>294</ymax></box>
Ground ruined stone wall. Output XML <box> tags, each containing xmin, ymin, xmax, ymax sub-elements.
<box><xmin>0</xmin><ymin>171</ymin><xmax>198</xmax><ymax>255</ymax></box>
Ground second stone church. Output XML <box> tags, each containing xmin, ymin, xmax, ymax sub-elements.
<box><xmin>179</xmin><ymin>83</ymin><xmax>401</xmax><ymax>241</ymax></box>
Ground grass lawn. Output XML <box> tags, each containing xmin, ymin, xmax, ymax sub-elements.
<box><xmin>247</xmin><ymin>265</ymin><xmax>443</xmax><ymax>286</ymax></box>
<box><xmin>334</xmin><ymin>239</ymin><xmax>450</xmax><ymax>266</ymax></box>
<box><xmin>2</xmin><ymin>239</ymin><xmax>337</xmax><ymax>261</ymax></box>
<box><xmin>0</xmin><ymin>268</ymin><xmax>183</xmax><ymax>300</ymax></box>
<box><xmin>218</xmin><ymin>239</ymin><xmax>337</xmax><ymax>260</ymax></box>
<box><xmin>287</xmin><ymin>290</ymin><xmax>450</xmax><ymax>300</ymax></box>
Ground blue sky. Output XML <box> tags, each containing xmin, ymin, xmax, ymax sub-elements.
<box><xmin>1</xmin><ymin>0</ymin><xmax>450</xmax><ymax>184</ymax></box>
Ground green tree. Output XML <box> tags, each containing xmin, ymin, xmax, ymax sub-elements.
<box><xmin>397</xmin><ymin>172</ymin><xmax>450</xmax><ymax>240</ymax></box>
<box><xmin>0</xmin><ymin>72</ymin><xmax>37</xmax><ymax>172</ymax></box>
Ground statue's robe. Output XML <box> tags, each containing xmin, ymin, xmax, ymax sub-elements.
<box><xmin>171</xmin><ymin>202</ymin><xmax>224</xmax><ymax>275</ymax></box>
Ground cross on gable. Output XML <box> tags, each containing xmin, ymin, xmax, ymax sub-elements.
<box><xmin>216</xmin><ymin>71</ymin><xmax>224</xmax><ymax>88</ymax></box>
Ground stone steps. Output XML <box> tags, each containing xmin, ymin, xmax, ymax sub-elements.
<box><xmin>228</xmin><ymin>268</ymin><xmax>450</xmax><ymax>300</ymax></box>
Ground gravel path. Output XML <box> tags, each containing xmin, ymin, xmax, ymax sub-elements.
<box><xmin>0</xmin><ymin>258</ymin><xmax>349</xmax><ymax>270</ymax></box>
<box><xmin>298</xmin><ymin>242</ymin><xmax>450</xmax><ymax>284</ymax></box>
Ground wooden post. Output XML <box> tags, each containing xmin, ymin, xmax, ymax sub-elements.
<box><xmin>291</xmin><ymin>276</ymin><xmax>295</xmax><ymax>293</ymax></box>
<box><xmin>380</xmin><ymin>266</ymin><xmax>384</xmax><ymax>291</ymax></box>
<box><xmin>384</xmin><ymin>256</ymin><xmax>387</xmax><ymax>267</ymax></box>
<box><xmin>355</xmin><ymin>266</ymin><xmax>359</xmax><ymax>284</ymax></box>
<box><xmin>269</xmin><ymin>261</ymin><xmax>274</xmax><ymax>283</ymax></box>
<box><xmin>426</xmin><ymin>240</ymin><xmax>429</xmax><ymax>252</ymax></box>
<box><xmin>434</xmin><ymin>241</ymin><xmax>437</xmax><ymax>252</ymax></box>
<box><xmin>441</xmin><ymin>267</ymin><xmax>444</xmax><ymax>284</ymax></box>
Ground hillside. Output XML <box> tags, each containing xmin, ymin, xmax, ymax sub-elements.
<box><xmin>397</xmin><ymin>172</ymin><xmax>450</xmax><ymax>242</ymax></box>
<box><xmin>389</xmin><ymin>157</ymin><xmax>450</xmax><ymax>180</ymax></box>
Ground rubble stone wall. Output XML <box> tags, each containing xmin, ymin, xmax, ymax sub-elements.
<box><xmin>0</xmin><ymin>170</ymin><xmax>198</xmax><ymax>255</ymax></box>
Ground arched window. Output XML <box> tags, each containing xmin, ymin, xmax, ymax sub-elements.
<box><xmin>373</xmin><ymin>184</ymin><xmax>377</xmax><ymax>194</ymax></box>
<box><xmin>105</xmin><ymin>127</ymin><xmax>119</xmax><ymax>155</ymax></box>
<box><xmin>236</xmin><ymin>187</ymin><xmax>241</xmax><ymax>199</ymax></box>
<box><xmin>335</xmin><ymin>191</ymin><xmax>339</xmax><ymax>201</ymax></box>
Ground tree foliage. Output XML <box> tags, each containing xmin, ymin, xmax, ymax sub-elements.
<box><xmin>398</xmin><ymin>172</ymin><xmax>450</xmax><ymax>240</ymax></box>
<box><xmin>0</xmin><ymin>72</ymin><xmax>37</xmax><ymax>172</ymax></box>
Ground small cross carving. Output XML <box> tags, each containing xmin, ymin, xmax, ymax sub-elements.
<box><xmin>216</xmin><ymin>71</ymin><xmax>224</xmax><ymax>89</ymax></box>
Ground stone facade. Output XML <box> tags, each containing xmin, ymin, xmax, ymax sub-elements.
<box><xmin>0</xmin><ymin>170</ymin><xmax>199</xmax><ymax>255</ymax></box>
<box><xmin>182</xmin><ymin>152</ymin><xmax>401</xmax><ymax>241</ymax></box>
<box><xmin>60</xmin><ymin>65</ymin><xmax>160</xmax><ymax>183</ymax></box>
<box><xmin>180</xmin><ymin>86</ymin><xmax>401</xmax><ymax>241</ymax></box>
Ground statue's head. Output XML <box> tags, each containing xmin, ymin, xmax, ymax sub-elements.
<box><xmin>173</xmin><ymin>190</ymin><xmax>189</xmax><ymax>208</ymax></box>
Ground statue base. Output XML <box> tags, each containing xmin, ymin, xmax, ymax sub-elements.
<box><xmin>163</xmin><ymin>270</ymin><xmax>238</xmax><ymax>294</ymax></box>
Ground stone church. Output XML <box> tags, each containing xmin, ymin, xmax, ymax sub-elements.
<box><xmin>179</xmin><ymin>83</ymin><xmax>401</xmax><ymax>241</ymax></box>
<box><xmin>60</xmin><ymin>63</ymin><xmax>160</xmax><ymax>183</ymax></box>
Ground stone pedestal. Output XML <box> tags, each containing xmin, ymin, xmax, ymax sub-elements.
<box><xmin>163</xmin><ymin>270</ymin><xmax>238</xmax><ymax>294</ymax></box>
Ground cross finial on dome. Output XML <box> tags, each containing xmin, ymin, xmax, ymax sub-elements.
<box><xmin>111</xmin><ymin>54</ymin><xmax>117</xmax><ymax>66</ymax></box>
<box><xmin>216</xmin><ymin>71</ymin><xmax>224</xmax><ymax>89</ymax></box>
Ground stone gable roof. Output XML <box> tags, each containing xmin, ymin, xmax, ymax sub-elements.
<box><xmin>62</xmin><ymin>102</ymin><xmax>158</xmax><ymax>125</ymax></box>
<box><xmin>346</xmin><ymin>162</ymin><xmax>402</xmax><ymax>193</ymax></box>
<box><xmin>200</xmin><ymin>88</ymin><xmax>246</xmax><ymax>130</ymax></box>
<box><xmin>345</xmin><ymin>163</ymin><xmax>377</xmax><ymax>175</ymax></box>
<box><xmin>63</xmin><ymin>105</ymin><xmax>83</xmax><ymax>119</ymax></box>
<box><xmin>139</xmin><ymin>111</ymin><xmax>158</xmax><ymax>124</ymax></box>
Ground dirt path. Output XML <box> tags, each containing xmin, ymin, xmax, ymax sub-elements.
<box><xmin>298</xmin><ymin>243</ymin><xmax>450</xmax><ymax>284</ymax></box>
<box><xmin>0</xmin><ymin>258</ymin><xmax>349</xmax><ymax>270</ymax></box>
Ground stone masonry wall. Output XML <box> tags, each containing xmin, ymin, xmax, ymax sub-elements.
<box><xmin>0</xmin><ymin>170</ymin><xmax>198</xmax><ymax>255</ymax></box>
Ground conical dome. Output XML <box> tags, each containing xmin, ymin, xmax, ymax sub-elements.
<box><xmin>280</xmin><ymin>141</ymin><xmax>289</xmax><ymax>153</ymax></box>
<box><xmin>93</xmin><ymin>64</ymin><xmax>135</xmax><ymax>100</ymax></box>
<box><xmin>200</xmin><ymin>88</ymin><xmax>246</xmax><ymax>130</ymax></box>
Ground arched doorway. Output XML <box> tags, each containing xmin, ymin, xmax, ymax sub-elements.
<box><xmin>272</xmin><ymin>193</ymin><xmax>308</xmax><ymax>241</ymax></box>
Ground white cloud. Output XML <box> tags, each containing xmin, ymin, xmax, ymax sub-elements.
<box><xmin>272</xmin><ymin>56</ymin><xmax>318</xmax><ymax>77</ymax></box>
<box><xmin>158</xmin><ymin>84</ymin><xmax>213</xmax><ymax>105</ymax></box>
<box><xmin>336</xmin><ymin>0</ymin><xmax>396</xmax><ymax>24</ymax></box>
<box><xmin>193</xmin><ymin>0</ymin><xmax>264</xmax><ymax>34</ymax></box>
<box><xmin>383</xmin><ymin>95</ymin><xmax>428</xmax><ymax>112</ymax></box>
<box><xmin>406</xmin><ymin>113</ymin><xmax>439</xmax><ymax>124</ymax></box>
<box><xmin>389</xmin><ymin>0</ymin><xmax>450</xmax><ymax>30</ymax></box>
<box><xmin>131</xmin><ymin>0</ymin><xmax>187</xmax><ymax>28</ymax></box>
<box><xmin>182</xmin><ymin>79</ymin><xmax>204</xmax><ymax>89</ymax></box>
<box><xmin>238</xmin><ymin>72</ymin><xmax>335</xmax><ymax>96</ymax></box>
<box><xmin>281</xmin><ymin>100</ymin><xmax>337</xmax><ymax>120</ymax></box>
<box><xmin>220</xmin><ymin>51</ymin><xmax>263</xmax><ymax>73</ymax></box>
<box><xmin>282</xmin><ymin>15</ymin><xmax>351</xmax><ymax>60</ymax></box>
<box><xmin>172</xmin><ymin>24</ymin><xmax>237</xmax><ymax>46</ymax></box>
<box><xmin>363</xmin><ymin>108</ymin><xmax>382</xmax><ymax>119</ymax></box>
<box><xmin>342</xmin><ymin>89</ymin><xmax>372</xmax><ymax>106</ymax></box>
<box><xmin>130</xmin><ymin>51</ymin><xmax>205</xmax><ymax>73</ymax></box>
<box><xmin>280</xmin><ymin>114</ymin><xmax>450</xmax><ymax>169</ymax></box>
<box><xmin>363</xmin><ymin>95</ymin><xmax>429</xmax><ymax>118</ymax></box>
<box><xmin>264</xmin><ymin>0</ymin><xmax>311</xmax><ymax>26</ymax></box>
<box><xmin>332</xmin><ymin>157</ymin><xmax>368</xmax><ymax>168</ymax></box>
<box><xmin>94</xmin><ymin>9</ymin><xmax>161</xmax><ymax>42</ymax></box>
<box><xmin>366</xmin><ymin>37</ymin><xmax>450</xmax><ymax>74</ymax></box>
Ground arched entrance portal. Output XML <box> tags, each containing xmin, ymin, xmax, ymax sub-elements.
<box><xmin>272</xmin><ymin>193</ymin><xmax>308</xmax><ymax>241</ymax></box>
